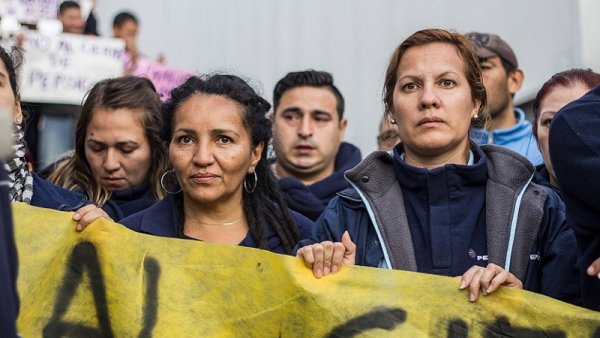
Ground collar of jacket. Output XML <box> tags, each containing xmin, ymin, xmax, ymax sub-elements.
<box><xmin>470</xmin><ymin>108</ymin><xmax>533</xmax><ymax>143</ymax></box>
<box><xmin>342</xmin><ymin>142</ymin><xmax>547</xmax><ymax>280</ymax></box>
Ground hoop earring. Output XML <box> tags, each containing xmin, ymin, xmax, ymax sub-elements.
<box><xmin>160</xmin><ymin>169</ymin><xmax>182</xmax><ymax>194</ymax></box>
<box><xmin>243</xmin><ymin>171</ymin><xmax>258</xmax><ymax>194</ymax></box>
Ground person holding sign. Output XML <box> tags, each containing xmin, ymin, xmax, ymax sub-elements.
<box><xmin>47</xmin><ymin>76</ymin><xmax>168</xmax><ymax>221</ymax></box>
<box><xmin>0</xmin><ymin>46</ymin><xmax>108</xmax><ymax>227</ymax></box>
<box><xmin>296</xmin><ymin>28</ymin><xmax>579</xmax><ymax>304</ymax></box>
<box><xmin>112</xmin><ymin>75</ymin><xmax>313</xmax><ymax>254</ymax></box>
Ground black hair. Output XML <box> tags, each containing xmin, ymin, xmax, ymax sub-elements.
<box><xmin>272</xmin><ymin>70</ymin><xmax>345</xmax><ymax>120</ymax></box>
<box><xmin>163</xmin><ymin>74</ymin><xmax>301</xmax><ymax>253</ymax></box>
<box><xmin>59</xmin><ymin>1</ymin><xmax>80</xmax><ymax>15</ymax></box>
<box><xmin>113</xmin><ymin>11</ymin><xmax>138</xmax><ymax>29</ymax></box>
<box><xmin>0</xmin><ymin>47</ymin><xmax>22</xmax><ymax>100</ymax></box>
<box><xmin>0</xmin><ymin>46</ymin><xmax>25</xmax><ymax>124</ymax></box>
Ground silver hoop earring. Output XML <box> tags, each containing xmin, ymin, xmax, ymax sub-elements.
<box><xmin>243</xmin><ymin>171</ymin><xmax>258</xmax><ymax>194</ymax></box>
<box><xmin>160</xmin><ymin>169</ymin><xmax>182</xmax><ymax>194</ymax></box>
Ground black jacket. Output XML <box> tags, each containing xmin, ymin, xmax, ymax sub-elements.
<box><xmin>549</xmin><ymin>84</ymin><xmax>600</xmax><ymax>311</ymax></box>
<box><xmin>277</xmin><ymin>142</ymin><xmax>361</xmax><ymax>221</ymax></box>
<box><xmin>0</xmin><ymin>167</ymin><xmax>18</xmax><ymax>337</ymax></box>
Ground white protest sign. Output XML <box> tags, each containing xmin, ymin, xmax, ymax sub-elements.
<box><xmin>0</xmin><ymin>0</ymin><xmax>61</xmax><ymax>25</ymax></box>
<box><xmin>20</xmin><ymin>32</ymin><xmax>124</xmax><ymax>105</ymax></box>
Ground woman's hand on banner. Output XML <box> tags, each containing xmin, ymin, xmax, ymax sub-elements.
<box><xmin>297</xmin><ymin>231</ymin><xmax>356</xmax><ymax>278</ymax></box>
<box><xmin>73</xmin><ymin>204</ymin><xmax>112</xmax><ymax>231</ymax></box>
<box><xmin>459</xmin><ymin>263</ymin><xmax>523</xmax><ymax>302</ymax></box>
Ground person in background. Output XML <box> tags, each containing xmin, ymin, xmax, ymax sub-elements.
<box><xmin>296</xmin><ymin>29</ymin><xmax>579</xmax><ymax>305</ymax></box>
<box><xmin>549</xmin><ymin>84</ymin><xmax>600</xmax><ymax>311</ymax></box>
<box><xmin>113</xmin><ymin>11</ymin><xmax>166</xmax><ymax>76</ymax></box>
<box><xmin>113</xmin><ymin>11</ymin><xmax>140</xmax><ymax>74</ymax></box>
<box><xmin>102</xmin><ymin>74</ymin><xmax>314</xmax><ymax>255</ymax></box>
<box><xmin>47</xmin><ymin>76</ymin><xmax>168</xmax><ymax>221</ymax></box>
<box><xmin>531</xmin><ymin>69</ymin><xmax>600</xmax><ymax>194</ymax></box>
<box><xmin>57</xmin><ymin>1</ymin><xmax>85</xmax><ymax>34</ymax></box>
<box><xmin>466</xmin><ymin>32</ymin><xmax>543</xmax><ymax>166</ymax></box>
<box><xmin>377</xmin><ymin>114</ymin><xmax>401</xmax><ymax>151</ymax></box>
<box><xmin>270</xmin><ymin>70</ymin><xmax>361</xmax><ymax>221</ymax></box>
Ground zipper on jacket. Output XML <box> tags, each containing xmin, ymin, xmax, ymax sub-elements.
<box><xmin>344</xmin><ymin>175</ymin><xmax>393</xmax><ymax>270</ymax></box>
<box><xmin>504</xmin><ymin>173</ymin><xmax>534</xmax><ymax>273</ymax></box>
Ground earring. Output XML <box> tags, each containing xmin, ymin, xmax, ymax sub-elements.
<box><xmin>243</xmin><ymin>171</ymin><xmax>258</xmax><ymax>194</ymax></box>
<box><xmin>160</xmin><ymin>169</ymin><xmax>182</xmax><ymax>194</ymax></box>
<box><xmin>390</xmin><ymin>118</ymin><xmax>397</xmax><ymax>125</ymax></box>
<box><xmin>472</xmin><ymin>113</ymin><xmax>479</xmax><ymax>119</ymax></box>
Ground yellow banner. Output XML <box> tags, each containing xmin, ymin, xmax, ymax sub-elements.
<box><xmin>12</xmin><ymin>203</ymin><xmax>600</xmax><ymax>337</ymax></box>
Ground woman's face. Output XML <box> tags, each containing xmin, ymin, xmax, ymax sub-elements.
<box><xmin>0</xmin><ymin>60</ymin><xmax>21</xmax><ymax>124</ymax></box>
<box><xmin>537</xmin><ymin>84</ymin><xmax>590</xmax><ymax>184</ymax></box>
<box><xmin>392</xmin><ymin>42</ymin><xmax>479</xmax><ymax>161</ymax></box>
<box><xmin>169</xmin><ymin>93</ymin><xmax>263</xmax><ymax>207</ymax></box>
<box><xmin>85</xmin><ymin>108</ymin><xmax>152</xmax><ymax>191</ymax></box>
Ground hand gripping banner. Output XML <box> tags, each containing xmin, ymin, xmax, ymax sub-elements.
<box><xmin>12</xmin><ymin>203</ymin><xmax>600</xmax><ymax>337</ymax></box>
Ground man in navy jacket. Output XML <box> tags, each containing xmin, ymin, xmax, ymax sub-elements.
<box><xmin>550</xmin><ymin>84</ymin><xmax>600</xmax><ymax>311</ymax></box>
<box><xmin>271</xmin><ymin>70</ymin><xmax>361</xmax><ymax>221</ymax></box>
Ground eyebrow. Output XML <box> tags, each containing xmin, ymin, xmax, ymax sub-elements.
<box><xmin>310</xmin><ymin>110</ymin><xmax>334</xmax><ymax>119</ymax></box>
<box><xmin>280</xmin><ymin>107</ymin><xmax>303</xmax><ymax>115</ymax></box>
<box><xmin>212</xmin><ymin>128</ymin><xmax>240</xmax><ymax>138</ymax></box>
<box><xmin>173</xmin><ymin>128</ymin><xmax>196</xmax><ymax>135</ymax></box>
<box><xmin>174</xmin><ymin>127</ymin><xmax>241</xmax><ymax>138</ymax></box>
<box><xmin>398</xmin><ymin>71</ymin><xmax>459</xmax><ymax>81</ymax></box>
<box><xmin>87</xmin><ymin>139</ymin><xmax>139</xmax><ymax>147</ymax></box>
<box><xmin>281</xmin><ymin>107</ymin><xmax>332</xmax><ymax>116</ymax></box>
<box><xmin>539</xmin><ymin>111</ymin><xmax>557</xmax><ymax>117</ymax></box>
<box><xmin>438</xmin><ymin>71</ymin><xmax>459</xmax><ymax>77</ymax></box>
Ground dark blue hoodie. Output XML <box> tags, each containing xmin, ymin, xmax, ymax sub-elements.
<box><xmin>549</xmin><ymin>84</ymin><xmax>600</xmax><ymax>311</ymax></box>
<box><xmin>277</xmin><ymin>142</ymin><xmax>361</xmax><ymax>221</ymax></box>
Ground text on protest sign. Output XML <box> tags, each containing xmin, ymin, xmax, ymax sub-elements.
<box><xmin>20</xmin><ymin>32</ymin><xmax>124</xmax><ymax>105</ymax></box>
<box><xmin>0</xmin><ymin>0</ymin><xmax>61</xmax><ymax>25</ymax></box>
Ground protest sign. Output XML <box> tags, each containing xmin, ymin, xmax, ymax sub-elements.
<box><xmin>12</xmin><ymin>203</ymin><xmax>600</xmax><ymax>337</ymax></box>
<box><xmin>0</xmin><ymin>0</ymin><xmax>61</xmax><ymax>25</ymax></box>
<box><xmin>128</xmin><ymin>55</ymin><xmax>194</xmax><ymax>100</ymax></box>
<box><xmin>19</xmin><ymin>32</ymin><xmax>124</xmax><ymax>105</ymax></box>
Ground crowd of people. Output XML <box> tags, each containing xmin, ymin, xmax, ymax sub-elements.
<box><xmin>1</xmin><ymin>4</ymin><xmax>600</xmax><ymax>336</ymax></box>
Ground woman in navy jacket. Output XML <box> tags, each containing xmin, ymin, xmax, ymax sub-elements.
<box><xmin>117</xmin><ymin>75</ymin><xmax>313</xmax><ymax>255</ymax></box>
<box><xmin>47</xmin><ymin>76</ymin><xmax>169</xmax><ymax>221</ymax></box>
<box><xmin>297</xmin><ymin>29</ymin><xmax>579</xmax><ymax>304</ymax></box>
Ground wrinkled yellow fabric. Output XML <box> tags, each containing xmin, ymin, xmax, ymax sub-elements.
<box><xmin>12</xmin><ymin>203</ymin><xmax>600</xmax><ymax>337</ymax></box>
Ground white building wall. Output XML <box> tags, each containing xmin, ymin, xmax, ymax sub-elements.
<box><xmin>96</xmin><ymin>0</ymin><xmax>583</xmax><ymax>154</ymax></box>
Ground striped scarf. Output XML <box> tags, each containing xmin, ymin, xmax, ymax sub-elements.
<box><xmin>3</xmin><ymin>124</ymin><xmax>33</xmax><ymax>204</ymax></box>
